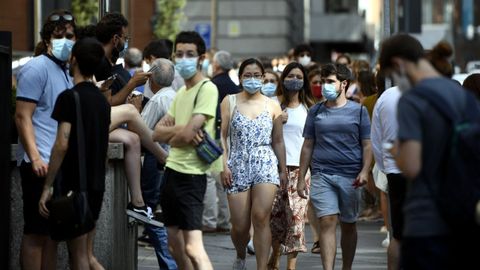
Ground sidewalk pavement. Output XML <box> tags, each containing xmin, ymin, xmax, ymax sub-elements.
<box><xmin>138</xmin><ymin>220</ymin><xmax>388</xmax><ymax>269</ymax></box>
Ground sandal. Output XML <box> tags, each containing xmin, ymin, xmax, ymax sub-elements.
<box><xmin>311</xmin><ymin>241</ymin><xmax>321</xmax><ymax>254</ymax></box>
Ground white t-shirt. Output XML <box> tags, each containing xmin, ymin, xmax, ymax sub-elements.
<box><xmin>371</xmin><ymin>86</ymin><xmax>401</xmax><ymax>174</ymax></box>
<box><xmin>283</xmin><ymin>104</ymin><xmax>308</xmax><ymax>166</ymax></box>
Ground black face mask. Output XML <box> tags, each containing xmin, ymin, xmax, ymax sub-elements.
<box><xmin>110</xmin><ymin>38</ymin><xmax>124</xmax><ymax>64</ymax></box>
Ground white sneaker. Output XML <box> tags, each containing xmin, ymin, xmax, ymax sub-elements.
<box><xmin>380</xmin><ymin>225</ymin><xmax>388</xmax><ymax>233</ymax></box>
<box><xmin>125</xmin><ymin>203</ymin><xmax>163</xmax><ymax>227</ymax></box>
<box><xmin>246</xmin><ymin>239</ymin><xmax>255</xmax><ymax>255</ymax></box>
<box><xmin>381</xmin><ymin>232</ymin><xmax>390</xmax><ymax>248</ymax></box>
<box><xmin>232</xmin><ymin>258</ymin><xmax>246</xmax><ymax>270</ymax></box>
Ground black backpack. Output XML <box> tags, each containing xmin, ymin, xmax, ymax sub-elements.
<box><xmin>415</xmin><ymin>86</ymin><xmax>480</xmax><ymax>233</ymax></box>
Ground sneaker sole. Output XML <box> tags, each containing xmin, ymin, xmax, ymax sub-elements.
<box><xmin>126</xmin><ymin>209</ymin><xmax>164</xmax><ymax>227</ymax></box>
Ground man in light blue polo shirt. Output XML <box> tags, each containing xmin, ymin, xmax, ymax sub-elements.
<box><xmin>15</xmin><ymin>9</ymin><xmax>76</xmax><ymax>269</ymax></box>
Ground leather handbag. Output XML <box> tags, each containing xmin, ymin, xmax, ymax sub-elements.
<box><xmin>48</xmin><ymin>90</ymin><xmax>94</xmax><ymax>241</ymax></box>
<box><xmin>193</xmin><ymin>81</ymin><xmax>223</xmax><ymax>164</ymax></box>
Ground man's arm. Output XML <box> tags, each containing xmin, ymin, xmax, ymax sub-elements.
<box><xmin>395</xmin><ymin>140</ymin><xmax>422</xmax><ymax>180</ymax></box>
<box><xmin>110</xmin><ymin>71</ymin><xmax>150</xmax><ymax>106</ymax></box>
<box><xmin>43</xmin><ymin>122</ymin><xmax>71</xmax><ymax>188</ymax></box>
<box><xmin>38</xmin><ymin>121</ymin><xmax>71</xmax><ymax>217</ymax></box>
<box><xmin>298</xmin><ymin>138</ymin><xmax>314</xmax><ymax>199</ymax></box>
<box><xmin>15</xmin><ymin>100</ymin><xmax>48</xmax><ymax>177</ymax></box>
<box><xmin>168</xmin><ymin>114</ymin><xmax>207</xmax><ymax>147</ymax></box>
<box><xmin>152</xmin><ymin>114</ymin><xmax>183</xmax><ymax>143</ymax></box>
<box><xmin>396</xmin><ymin>94</ymin><xmax>422</xmax><ymax>180</ymax></box>
<box><xmin>354</xmin><ymin>139</ymin><xmax>373</xmax><ymax>187</ymax></box>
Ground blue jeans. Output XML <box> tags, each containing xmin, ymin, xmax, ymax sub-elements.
<box><xmin>141</xmin><ymin>151</ymin><xmax>177</xmax><ymax>270</ymax></box>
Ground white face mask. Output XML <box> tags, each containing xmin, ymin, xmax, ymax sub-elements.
<box><xmin>392</xmin><ymin>67</ymin><xmax>412</xmax><ymax>93</ymax></box>
<box><xmin>298</xmin><ymin>56</ymin><xmax>311</xmax><ymax>66</ymax></box>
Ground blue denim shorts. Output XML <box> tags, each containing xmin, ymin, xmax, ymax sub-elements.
<box><xmin>310</xmin><ymin>172</ymin><xmax>360</xmax><ymax>223</ymax></box>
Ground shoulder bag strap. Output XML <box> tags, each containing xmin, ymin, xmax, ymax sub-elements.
<box><xmin>73</xmin><ymin>90</ymin><xmax>87</xmax><ymax>192</ymax></box>
<box><xmin>192</xmin><ymin>80</ymin><xmax>210</xmax><ymax>111</ymax></box>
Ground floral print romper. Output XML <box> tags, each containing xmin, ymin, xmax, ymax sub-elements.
<box><xmin>226</xmin><ymin>99</ymin><xmax>280</xmax><ymax>194</ymax></box>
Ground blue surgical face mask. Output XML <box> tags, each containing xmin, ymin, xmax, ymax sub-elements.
<box><xmin>243</xmin><ymin>78</ymin><xmax>263</xmax><ymax>94</ymax></box>
<box><xmin>322</xmin><ymin>83</ymin><xmax>340</xmax><ymax>100</ymax></box>
<box><xmin>283</xmin><ymin>79</ymin><xmax>304</xmax><ymax>92</ymax></box>
<box><xmin>51</xmin><ymin>38</ymin><xmax>74</xmax><ymax>62</ymax></box>
<box><xmin>202</xmin><ymin>59</ymin><xmax>209</xmax><ymax>72</ymax></box>
<box><xmin>261</xmin><ymin>82</ymin><xmax>277</xmax><ymax>97</ymax></box>
<box><xmin>119</xmin><ymin>40</ymin><xmax>128</xmax><ymax>58</ymax></box>
<box><xmin>175</xmin><ymin>57</ymin><xmax>198</xmax><ymax>79</ymax></box>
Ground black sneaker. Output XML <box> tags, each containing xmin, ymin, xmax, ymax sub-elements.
<box><xmin>126</xmin><ymin>203</ymin><xmax>163</xmax><ymax>227</ymax></box>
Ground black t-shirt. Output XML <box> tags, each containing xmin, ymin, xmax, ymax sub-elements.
<box><xmin>211</xmin><ymin>72</ymin><xmax>240</xmax><ymax>139</ymax></box>
<box><xmin>397</xmin><ymin>77</ymin><xmax>466</xmax><ymax>236</ymax></box>
<box><xmin>51</xmin><ymin>82</ymin><xmax>111</xmax><ymax>192</ymax></box>
<box><xmin>110</xmin><ymin>64</ymin><xmax>132</xmax><ymax>96</ymax></box>
<box><xmin>211</xmin><ymin>72</ymin><xmax>240</xmax><ymax>102</ymax></box>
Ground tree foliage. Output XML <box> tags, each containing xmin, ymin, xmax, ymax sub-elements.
<box><xmin>153</xmin><ymin>0</ymin><xmax>186</xmax><ymax>41</ymax></box>
<box><xmin>71</xmin><ymin>0</ymin><xmax>99</xmax><ymax>26</ymax></box>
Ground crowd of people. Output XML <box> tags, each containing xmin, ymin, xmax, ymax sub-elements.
<box><xmin>14</xmin><ymin>8</ymin><xmax>480</xmax><ymax>270</ymax></box>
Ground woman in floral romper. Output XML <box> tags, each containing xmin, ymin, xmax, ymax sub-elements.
<box><xmin>220</xmin><ymin>58</ymin><xmax>287</xmax><ymax>270</ymax></box>
<box><xmin>268</xmin><ymin>62</ymin><xmax>316</xmax><ymax>270</ymax></box>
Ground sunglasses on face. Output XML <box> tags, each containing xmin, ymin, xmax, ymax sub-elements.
<box><xmin>49</xmin><ymin>13</ymin><xmax>74</xmax><ymax>22</ymax></box>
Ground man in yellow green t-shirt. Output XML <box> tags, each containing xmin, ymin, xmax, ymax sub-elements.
<box><xmin>153</xmin><ymin>31</ymin><xmax>218</xmax><ymax>270</ymax></box>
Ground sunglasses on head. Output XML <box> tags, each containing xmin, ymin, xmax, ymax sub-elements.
<box><xmin>49</xmin><ymin>13</ymin><xmax>74</xmax><ymax>22</ymax></box>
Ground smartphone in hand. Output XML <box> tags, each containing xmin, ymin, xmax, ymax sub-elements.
<box><xmin>96</xmin><ymin>73</ymin><xmax>118</xmax><ymax>89</ymax></box>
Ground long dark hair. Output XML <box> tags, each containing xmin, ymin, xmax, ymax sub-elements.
<box><xmin>357</xmin><ymin>70</ymin><xmax>377</xmax><ymax>97</ymax></box>
<box><xmin>278</xmin><ymin>62</ymin><xmax>315</xmax><ymax>108</ymax></box>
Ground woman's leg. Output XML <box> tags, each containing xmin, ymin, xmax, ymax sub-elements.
<box><xmin>268</xmin><ymin>240</ymin><xmax>281</xmax><ymax>269</ymax></box>
<box><xmin>286</xmin><ymin>252</ymin><xmax>298</xmax><ymax>270</ymax></box>
<box><xmin>227</xmin><ymin>191</ymin><xmax>252</xmax><ymax>260</ymax></box>
<box><xmin>251</xmin><ymin>183</ymin><xmax>277</xmax><ymax>270</ymax></box>
<box><xmin>66</xmin><ymin>233</ymin><xmax>89</xmax><ymax>270</ymax></box>
<box><xmin>109</xmin><ymin>128</ymin><xmax>145</xmax><ymax>207</ymax></box>
<box><xmin>87</xmin><ymin>228</ymin><xmax>104</xmax><ymax>270</ymax></box>
<box><xmin>110</xmin><ymin>104</ymin><xmax>167</xmax><ymax>164</ymax></box>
